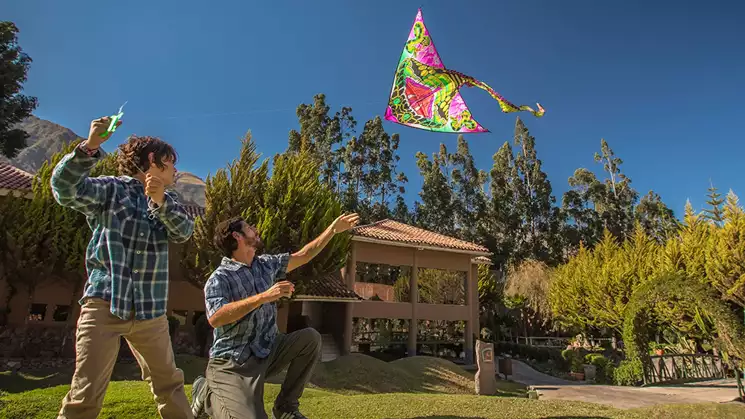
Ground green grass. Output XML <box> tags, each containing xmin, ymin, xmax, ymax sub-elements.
<box><xmin>1</xmin><ymin>354</ymin><xmax>743</xmax><ymax>419</ymax></box>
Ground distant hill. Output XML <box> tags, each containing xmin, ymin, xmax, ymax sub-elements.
<box><xmin>9</xmin><ymin>116</ymin><xmax>206</xmax><ymax>207</ymax></box>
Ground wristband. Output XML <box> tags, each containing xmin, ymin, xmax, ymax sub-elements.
<box><xmin>78</xmin><ymin>142</ymin><xmax>100</xmax><ymax>157</ymax></box>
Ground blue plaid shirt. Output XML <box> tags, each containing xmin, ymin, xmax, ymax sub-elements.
<box><xmin>205</xmin><ymin>254</ymin><xmax>290</xmax><ymax>363</ymax></box>
<box><xmin>50</xmin><ymin>146</ymin><xmax>194</xmax><ymax>320</ymax></box>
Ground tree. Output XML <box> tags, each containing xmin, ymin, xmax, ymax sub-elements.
<box><xmin>0</xmin><ymin>22</ymin><xmax>38</xmax><ymax>158</ymax></box>
<box><xmin>562</xmin><ymin>168</ymin><xmax>604</xmax><ymax>252</ymax></box>
<box><xmin>182</xmin><ymin>133</ymin><xmax>350</xmax><ymax>291</ymax></box>
<box><xmin>562</xmin><ymin>139</ymin><xmax>639</xmax><ymax>251</ymax></box>
<box><xmin>287</xmin><ymin>93</ymin><xmax>355</xmax><ymax>190</ymax></box>
<box><xmin>634</xmin><ymin>190</ymin><xmax>679</xmax><ymax>243</ymax></box>
<box><xmin>705</xmin><ymin>190</ymin><xmax>745</xmax><ymax>307</ymax></box>
<box><xmin>504</xmin><ymin>259</ymin><xmax>553</xmax><ymax>330</ymax></box>
<box><xmin>703</xmin><ymin>182</ymin><xmax>724</xmax><ymax>226</ymax></box>
<box><xmin>483</xmin><ymin>142</ymin><xmax>518</xmax><ymax>267</ymax></box>
<box><xmin>341</xmin><ymin>116</ymin><xmax>407</xmax><ymax>222</ymax></box>
<box><xmin>31</xmin><ymin>142</ymin><xmax>118</xmax><ymax>353</ymax></box>
<box><xmin>450</xmin><ymin>135</ymin><xmax>487</xmax><ymax>243</ymax></box>
<box><xmin>511</xmin><ymin>118</ymin><xmax>563</xmax><ymax>264</ymax></box>
<box><xmin>414</xmin><ymin>144</ymin><xmax>455</xmax><ymax>235</ymax></box>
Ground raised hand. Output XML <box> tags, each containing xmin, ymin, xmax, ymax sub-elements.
<box><xmin>86</xmin><ymin>116</ymin><xmax>121</xmax><ymax>149</ymax></box>
<box><xmin>331</xmin><ymin>213</ymin><xmax>361</xmax><ymax>233</ymax></box>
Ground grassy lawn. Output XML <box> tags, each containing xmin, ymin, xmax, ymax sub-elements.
<box><xmin>1</xmin><ymin>354</ymin><xmax>743</xmax><ymax>419</ymax></box>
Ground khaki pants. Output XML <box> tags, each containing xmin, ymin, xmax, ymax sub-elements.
<box><xmin>58</xmin><ymin>298</ymin><xmax>193</xmax><ymax>419</ymax></box>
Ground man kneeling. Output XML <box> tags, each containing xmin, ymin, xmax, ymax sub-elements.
<box><xmin>191</xmin><ymin>213</ymin><xmax>359</xmax><ymax>419</ymax></box>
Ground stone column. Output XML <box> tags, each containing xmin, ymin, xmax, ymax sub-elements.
<box><xmin>408</xmin><ymin>249</ymin><xmax>418</xmax><ymax>357</ymax></box>
<box><xmin>475</xmin><ymin>340</ymin><xmax>497</xmax><ymax>395</ymax></box>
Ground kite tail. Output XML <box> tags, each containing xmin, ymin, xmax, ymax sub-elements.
<box><xmin>470</xmin><ymin>79</ymin><xmax>545</xmax><ymax>117</ymax></box>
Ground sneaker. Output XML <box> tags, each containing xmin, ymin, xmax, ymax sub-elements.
<box><xmin>191</xmin><ymin>375</ymin><xmax>208</xmax><ymax>418</ymax></box>
<box><xmin>272</xmin><ymin>407</ymin><xmax>308</xmax><ymax>419</ymax></box>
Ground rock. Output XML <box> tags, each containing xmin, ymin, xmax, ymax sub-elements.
<box><xmin>475</xmin><ymin>340</ymin><xmax>497</xmax><ymax>395</ymax></box>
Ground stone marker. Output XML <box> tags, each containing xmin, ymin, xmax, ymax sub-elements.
<box><xmin>475</xmin><ymin>340</ymin><xmax>497</xmax><ymax>395</ymax></box>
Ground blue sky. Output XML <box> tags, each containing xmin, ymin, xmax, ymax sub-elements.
<box><xmin>6</xmin><ymin>0</ymin><xmax>745</xmax><ymax>215</ymax></box>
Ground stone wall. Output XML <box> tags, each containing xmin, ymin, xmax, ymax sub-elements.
<box><xmin>0</xmin><ymin>325</ymin><xmax>206</xmax><ymax>361</ymax></box>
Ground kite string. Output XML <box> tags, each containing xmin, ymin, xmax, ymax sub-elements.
<box><xmin>154</xmin><ymin>100</ymin><xmax>385</xmax><ymax>121</ymax></box>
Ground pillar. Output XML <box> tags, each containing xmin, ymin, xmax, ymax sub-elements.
<box><xmin>464</xmin><ymin>263</ymin><xmax>477</xmax><ymax>364</ymax></box>
<box><xmin>408</xmin><ymin>249</ymin><xmax>418</xmax><ymax>357</ymax></box>
<box><xmin>343</xmin><ymin>243</ymin><xmax>357</xmax><ymax>355</ymax></box>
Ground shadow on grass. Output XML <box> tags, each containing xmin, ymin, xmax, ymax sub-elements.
<box><xmin>0</xmin><ymin>355</ymin><xmax>208</xmax><ymax>394</ymax></box>
<box><xmin>402</xmin><ymin>417</ymin><xmax>612</xmax><ymax>419</ymax></box>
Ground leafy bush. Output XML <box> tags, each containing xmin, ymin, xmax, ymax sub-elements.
<box><xmin>494</xmin><ymin>341</ymin><xmax>567</xmax><ymax>369</ymax></box>
<box><xmin>561</xmin><ymin>348</ymin><xmax>584</xmax><ymax>373</ymax></box>
<box><xmin>614</xmin><ymin>359</ymin><xmax>644</xmax><ymax>386</ymax></box>
<box><xmin>585</xmin><ymin>353</ymin><xmax>614</xmax><ymax>383</ymax></box>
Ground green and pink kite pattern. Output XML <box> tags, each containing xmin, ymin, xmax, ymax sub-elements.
<box><xmin>385</xmin><ymin>9</ymin><xmax>545</xmax><ymax>133</ymax></box>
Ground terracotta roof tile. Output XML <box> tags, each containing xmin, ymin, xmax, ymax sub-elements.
<box><xmin>352</xmin><ymin>219</ymin><xmax>490</xmax><ymax>254</ymax></box>
<box><xmin>472</xmin><ymin>256</ymin><xmax>493</xmax><ymax>265</ymax></box>
<box><xmin>0</xmin><ymin>161</ymin><xmax>33</xmax><ymax>191</ymax></box>
<box><xmin>295</xmin><ymin>271</ymin><xmax>361</xmax><ymax>301</ymax></box>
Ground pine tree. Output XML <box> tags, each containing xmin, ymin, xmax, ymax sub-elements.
<box><xmin>703</xmin><ymin>182</ymin><xmax>724</xmax><ymax>226</ymax></box>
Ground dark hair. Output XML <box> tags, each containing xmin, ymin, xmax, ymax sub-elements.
<box><xmin>213</xmin><ymin>217</ymin><xmax>262</xmax><ymax>257</ymax></box>
<box><xmin>117</xmin><ymin>135</ymin><xmax>178</xmax><ymax>176</ymax></box>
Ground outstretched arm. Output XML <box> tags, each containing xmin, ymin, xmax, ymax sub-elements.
<box><xmin>287</xmin><ymin>213</ymin><xmax>360</xmax><ymax>273</ymax></box>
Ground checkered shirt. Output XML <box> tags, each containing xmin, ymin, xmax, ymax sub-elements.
<box><xmin>205</xmin><ymin>254</ymin><xmax>290</xmax><ymax>363</ymax></box>
<box><xmin>50</xmin><ymin>146</ymin><xmax>194</xmax><ymax>320</ymax></box>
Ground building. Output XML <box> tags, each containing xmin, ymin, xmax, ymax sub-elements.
<box><xmin>0</xmin><ymin>161</ymin><xmax>492</xmax><ymax>362</ymax></box>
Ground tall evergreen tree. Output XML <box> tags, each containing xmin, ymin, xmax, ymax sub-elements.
<box><xmin>484</xmin><ymin>142</ymin><xmax>519</xmax><ymax>267</ymax></box>
<box><xmin>450</xmin><ymin>135</ymin><xmax>487</xmax><ymax>243</ymax></box>
<box><xmin>0</xmin><ymin>22</ymin><xmax>39</xmax><ymax>158</ymax></box>
<box><xmin>414</xmin><ymin>144</ymin><xmax>455</xmax><ymax>235</ymax></box>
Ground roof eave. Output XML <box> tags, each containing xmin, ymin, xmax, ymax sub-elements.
<box><xmin>293</xmin><ymin>295</ymin><xmax>362</xmax><ymax>302</ymax></box>
<box><xmin>351</xmin><ymin>235</ymin><xmax>492</xmax><ymax>257</ymax></box>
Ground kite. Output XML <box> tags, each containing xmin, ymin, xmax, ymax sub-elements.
<box><xmin>385</xmin><ymin>9</ymin><xmax>545</xmax><ymax>133</ymax></box>
<box><xmin>100</xmin><ymin>101</ymin><xmax>127</xmax><ymax>138</ymax></box>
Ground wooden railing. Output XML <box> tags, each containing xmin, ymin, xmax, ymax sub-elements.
<box><xmin>515</xmin><ymin>336</ymin><xmax>615</xmax><ymax>349</ymax></box>
<box><xmin>643</xmin><ymin>353</ymin><xmax>725</xmax><ymax>385</ymax></box>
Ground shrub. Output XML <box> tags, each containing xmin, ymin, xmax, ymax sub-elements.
<box><xmin>585</xmin><ymin>353</ymin><xmax>614</xmax><ymax>383</ymax></box>
<box><xmin>562</xmin><ymin>349</ymin><xmax>584</xmax><ymax>373</ymax></box>
<box><xmin>614</xmin><ymin>359</ymin><xmax>644</xmax><ymax>386</ymax></box>
<box><xmin>494</xmin><ymin>342</ymin><xmax>567</xmax><ymax>369</ymax></box>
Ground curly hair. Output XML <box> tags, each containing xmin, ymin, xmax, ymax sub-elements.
<box><xmin>213</xmin><ymin>217</ymin><xmax>262</xmax><ymax>257</ymax></box>
<box><xmin>116</xmin><ymin>135</ymin><xmax>178</xmax><ymax>176</ymax></box>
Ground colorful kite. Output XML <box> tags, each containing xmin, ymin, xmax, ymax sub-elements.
<box><xmin>385</xmin><ymin>9</ymin><xmax>545</xmax><ymax>133</ymax></box>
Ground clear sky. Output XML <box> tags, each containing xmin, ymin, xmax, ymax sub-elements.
<box><xmin>6</xmin><ymin>0</ymin><xmax>745</xmax><ymax>215</ymax></box>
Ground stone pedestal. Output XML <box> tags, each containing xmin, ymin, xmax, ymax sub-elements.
<box><xmin>475</xmin><ymin>340</ymin><xmax>497</xmax><ymax>395</ymax></box>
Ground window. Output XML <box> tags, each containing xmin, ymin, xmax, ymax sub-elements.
<box><xmin>53</xmin><ymin>305</ymin><xmax>71</xmax><ymax>322</ymax></box>
<box><xmin>192</xmin><ymin>311</ymin><xmax>205</xmax><ymax>326</ymax></box>
<box><xmin>28</xmin><ymin>303</ymin><xmax>47</xmax><ymax>321</ymax></box>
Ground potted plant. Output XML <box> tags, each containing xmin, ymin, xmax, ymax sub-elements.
<box><xmin>562</xmin><ymin>348</ymin><xmax>585</xmax><ymax>381</ymax></box>
<box><xmin>649</xmin><ymin>342</ymin><xmax>665</xmax><ymax>356</ymax></box>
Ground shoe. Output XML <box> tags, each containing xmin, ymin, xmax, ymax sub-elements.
<box><xmin>191</xmin><ymin>375</ymin><xmax>208</xmax><ymax>418</ymax></box>
<box><xmin>272</xmin><ymin>407</ymin><xmax>309</xmax><ymax>419</ymax></box>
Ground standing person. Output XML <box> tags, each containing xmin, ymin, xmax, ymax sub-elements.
<box><xmin>52</xmin><ymin>116</ymin><xmax>195</xmax><ymax>419</ymax></box>
<box><xmin>191</xmin><ymin>213</ymin><xmax>360</xmax><ymax>419</ymax></box>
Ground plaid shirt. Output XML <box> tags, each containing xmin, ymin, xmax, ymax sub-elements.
<box><xmin>50</xmin><ymin>146</ymin><xmax>194</xmax><ymax>320</ymax></box>
<box><xmin>205</xmin><ymin>254</ymin><xmax>290</xmax><ymax>363</ymax></box>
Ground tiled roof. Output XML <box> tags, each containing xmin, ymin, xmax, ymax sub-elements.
<box><xmin>352</xmin><ymin>219</ymin><xmax>490</xmax><ymax>254</ymax></box>
<box><xmin>0</xmin><ymin>161</ymin><xmax>33</xmax><ymax>191</ymax></box>
<box><xmin>295</xmin><ymin>271</ymin><xmax>361</xmax><ymax>301</ymax></box>
<box><xmin>472</xmin><ymin>256</ymin><xmax>493</xmax><ymax>265</ymax></box>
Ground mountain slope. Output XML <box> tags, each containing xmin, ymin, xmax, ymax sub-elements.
<box><xmin>9</xmin><ymin>116</ymin><xmax>206</xmax><ymax>207</ymax></box>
